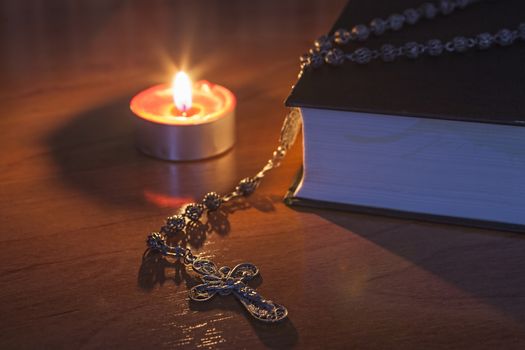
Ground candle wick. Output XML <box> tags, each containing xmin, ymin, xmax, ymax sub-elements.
<box><xmin>180</xmin><ymin>103</ymin><xmax>191</xmax><ymax>117</ymax></box>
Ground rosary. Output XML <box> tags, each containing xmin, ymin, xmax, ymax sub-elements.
<box><xmin>144</xmin><ymin>0</ymin><xmax>525</xmax><ymax>323</ymax></box>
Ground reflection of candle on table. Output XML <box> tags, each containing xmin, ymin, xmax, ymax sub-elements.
<box><xmin>130</xmin><ymin>71</ymin><xmax>236</xmax><ymax>161</ymax></box>
<box><xmin>143</xmin><ymin>149</ymin><xmax>237</xmax><ymax>208</ymax></box>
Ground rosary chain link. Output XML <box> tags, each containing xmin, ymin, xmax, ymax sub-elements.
<box><xmin>300</xmin><ymin>0</ymin><xmax>525</xmax><ymax>72</ymax></box>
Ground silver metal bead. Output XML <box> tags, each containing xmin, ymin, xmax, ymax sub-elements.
<box><xmin>273</xmin><ymin>146</ymin><xmax>286</xmax><ymax>159</ymax></box>
<box><xmin>476</xmin><ymin>33</ymin><xmax>493</xmax><ymax>50</ymax></box>
<box><xmin>325</xmin><ymin>48</ymin><xmax>345</xmax><ymax>66</ymax></box>
<box><xmin>426</xmin><ymin>39</ymin><xmax>444</xmax><ymax>56</ymax></box>
<box><xmin>299</xmin><ymin>54</ymin><xmax>309</xmax><ymax>65</ymax></box>
<box><xmin>380</xmin><ymin>44</ymin><xmax>397</xmax><ymax>62</ymax></box>
<box><xmin>146</xmin><ymin>232</ymin><xmax>166</xmax><ymax>251</ymax></box>
<box><xmin>439</xmin><ymin>0</ymin><xmax>456</xmax><ymax>15</ymax></box>
<box><xmin>203</xmin><ymin>192</ymin><xmax>222</xmax><ymax>211</ymax></box>
<box><xmin>351</xmin><ymin>24</ymin><xmax>370</xmax><ymax>41</ymax></box>
<box><xmin>184</xmin><ymin>203</ymin><xmax>204</xmax><ymax>221</ymax></box>
<box><xmin>370</xmin><ymin>18</ymin><xmax>387</xmax><ymax>36</ymax></box>
<box><xmin>519</xmin><ymin>23</ymin><xmax>525</xmax><ymax>40</ymax></box>
<box><xmin>495</xmin><ymin>29</ymin><xmax>514</xmax><ymax>46</ymax></box>
<box><xmin>388</xmin><ymin>14</ymin><xmax>405</xmax><ymax>31</ymax></box>
<box><xmin>452</xmin><ymin>36</ymin><xmax>469</xmax><ymax>52</ymax></box>
<box><xmin>237</xmin><ymin>177</ymin><xmax>258</xmax><ymax>196</ymax></box>
<box><xmin>166</xmin><ymin>214</ymin><xmax>186</xmax><ymax>231</ymax></box>
<box><xmin>353</xmin><ymin>47</ymin><xmax>372</xmax><ymax>64</ymax></box>
<box><xmin>403</xmin><ymin>42</ymin><xmax>420</xmax><ymax>59</ymax></box>
<box><xmin>403</xmin><ymin>8</ymin><xmax>420</xmax><ymax>25</ymax></box>
<box><xmin>334</xmin><ymin>28</ymin><xmax>351</xmax><ymax>45</ymax></box>
<box><xmin>314</xmin><ymin>35</ymin><xmax>332</xmax><ymax>52</ymax></box>
<box><xmin>419</xmin><ymin>3</ymin><xmax>438</xmax><ymax>19</ymax></box>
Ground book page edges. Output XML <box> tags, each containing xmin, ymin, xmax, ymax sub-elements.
<box><xmin>284</xmin><ymin>166</ymin><xmax>525</xmax><ymax>234</ymax></box>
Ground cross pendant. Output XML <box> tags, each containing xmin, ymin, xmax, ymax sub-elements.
<box><xmin>188</xmin><ymin>258</ymin><xmax>288</xmax><ymax>323</ymax></box>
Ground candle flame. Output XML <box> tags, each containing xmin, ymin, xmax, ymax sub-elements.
<box><xmin>172</xmin><ymin>71</ymin><xmax>192</xmax><ymax>112</ymax></box>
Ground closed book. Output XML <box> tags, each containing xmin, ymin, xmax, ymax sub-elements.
<box><xmin>284</xmin><ymin>0</ymin><xmax>525</xmax><ymax>232</ymax></box>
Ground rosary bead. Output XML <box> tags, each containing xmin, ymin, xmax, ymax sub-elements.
<box><xmin>146</xmin><ymin>232</ymin><xmax>166</xmax><ymax>251</ymax></box>
<box><xmin>426</xmin><ymin>39</ymin><xmax>444</xmax><ymax>56</ymax></box>
<box><xmin>203</xmin><ymin>192</ymin><xmax>222</xmax><ymax>211</ymax></box>
<box><xmin>334</xmin><ymin>28</ymin><xmax>351</xmax><ymax>45</ymax></box>
<box><xmin>353</xmin><ymin>47</ymin><xmax>372</xmax><ymax>64</ymax></box>
<box><xmin>314</xmin><ymin>35</ymin><xmax>332</xmax><ymax>52</ymax></box>
<box><xmin>273</xmin><ymin>146</ymin><xmax>287</xmax><ymax>159</ymax></box>
<box><xmin>476</xmin><ymin>33</ymin><xmax>493</xmax><ymax>50</ymax></box>
<box><xmin>184</xmin><ymin>203</ymin><xmax>205</xmax><ymax>221</ymax></box>
<box><xmin>299</xmin><ymin>54</ymin><xmax>309</xmax><ymax>65</ymax></box>
<box><xmin>388</xmin><ymin>14</ymin><xmax>405</xmax><ymax>31</ymax></box>
<box><xmin>237</xmin><ymin>177</ymin><xmax>258</xmax><ymax>196</ymax></box>
<box><xmin>380</xmin><ymin>44</ymin><xmax>397</xmax><ymax>62</ymax></box>
<box><xmin>351</xmin><ymin>24</ymin><xmax>370</xmax><ymax>41</ymax></box>
<box><xmin>403</xmin><ymin>42</ymin><xmax>420</xmax><ymax>59</ymax></box>
<box><xmin>439</xmin><ymin>0</ymin><xmax>456</xmax><ymax>15</ymax></box>
<box><xmin>452</xmin><ymin>36</ymin><xmax>469</xmax><ymax>52</ymax></box>
<box><xmin>419</xmin><ymin>3</ymin><xmax>438</xmax><ymax>19</ymax></box>
<box><xmin>495</xmin><ymin>29</ymin><xmax>514</xmax><ymax>46</ymax></box>
<box><xmin>403</xmin><ymin>8</ymin><xmax>420</xmax><ymax>25</ymax></box>
<box><xmin>325</xmin><ymin>48</ymin><xmax>345</xmax><ymax>65</ymax></box>
<box><xmin>309</xmin><ymin>53</ymin><xmax>324</xmax><ymax>68</ymax></box>
<box><xmin>166</xmin><ymin>214</ymin><xmax>186</xmax><ymax>231</ymax></box>
<box><xmin>370</xmin><ymin>18</ymin><xmax>387</xmax><ymax>35</ymax></box>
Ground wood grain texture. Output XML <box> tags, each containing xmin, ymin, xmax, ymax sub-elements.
<box><xmin>1</xmin><ymin>0</ymin><xmax>525</xmax><ymax>349</ymax></box>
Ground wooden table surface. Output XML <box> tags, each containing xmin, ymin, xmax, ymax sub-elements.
<box><xmin>2</xmin><ymin>0</ymin><xmax>525</xmax><ymax>349</ymax></box>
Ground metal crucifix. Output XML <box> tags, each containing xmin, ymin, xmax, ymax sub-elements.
<box><xmin>189</xmin><ymin>258</ymin><xmax>288</xmax><ymax>322</ymax></box>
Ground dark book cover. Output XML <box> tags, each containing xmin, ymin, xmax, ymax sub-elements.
<box><xmin>286</xmin><ymin>0</ymin><xmax>525</xmax><ymax>126</ymax></box>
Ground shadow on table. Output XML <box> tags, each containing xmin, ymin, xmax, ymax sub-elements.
<box><xmin>46</xmin><ymin>97</ymin><xmax>240</xmax><ymax>210</ymax></box>
<box><xmin>298</xmin><ymin>206</ymin><xmax>525</xmax><ymax>326</ymax></box>
<box><xmin>192</xmin><ymin>297</ymin><xmax>299</xmax><ymax>349</ymax></box>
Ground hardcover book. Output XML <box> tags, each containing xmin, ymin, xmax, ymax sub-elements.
<box><xmin>285</xmin><ymin>0</ymin><xmax>525</xmax><ymax>232</ymax></box>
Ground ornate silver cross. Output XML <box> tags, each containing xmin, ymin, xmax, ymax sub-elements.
<box><xmin>189</xmin><ymin>258</ymin><xmax>288</xmax><ymax>322</ymax></box>
<box><xmin>144</xmin><ymin>109</ymin><xmax>300</xmax><ymax>323</ymax></box>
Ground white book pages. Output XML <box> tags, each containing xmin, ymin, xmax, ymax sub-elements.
<box><xmin>295</xmin><ymin>107</ymin><xmax>525</xmax><ymax>226</ymax></box>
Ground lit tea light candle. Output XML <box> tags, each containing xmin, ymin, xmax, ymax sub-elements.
<box><xmin>130</xmin><ymin>71</ymin><xmax>236</xmax><ymax>161</ymax></box>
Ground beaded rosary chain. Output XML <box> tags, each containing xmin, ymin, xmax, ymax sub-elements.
<box><xmin>145</xmin><ymin>108</ymin><xmax>302</xmax><ymax>258</ymax></box>
<box><xmin>146</xmin><ymin>175</ymin><xmax>266</xmax><ymax>257</ymax></box>
<box><xmin>300</xmin><ymin>0</ymin><xmax>525</xmax><ymax>70</ymax></box>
